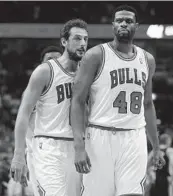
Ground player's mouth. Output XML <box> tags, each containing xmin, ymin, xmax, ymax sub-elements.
<box><xmin>77</xmin><ymin>49</ymin><xmax>85</xmax><ymax>54</ymax></box>
<box><xmin>78</xmin><ymin>48</ymin><xmax>85</xmax><ymax>52</ymax></box>
<box><xmin>119</xmin><ymin>28</ymin><xmax>129</xmax><ymax>33</ymax></box>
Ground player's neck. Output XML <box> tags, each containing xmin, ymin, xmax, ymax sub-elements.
<box><xmin>112</xmin><ymin>39</ymin><xmax>134</xmax><ymax>54</ymax></box>
<box><xmin>58</xmin><ymin>55</ymin><xmax>79</xmax><ymax>73</ymax></box>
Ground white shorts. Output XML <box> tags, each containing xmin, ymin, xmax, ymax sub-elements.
<box><xmin>26</xmin><ymin>151</ymin><xmax>40</xmax><ymax>196</ymax></box>
<box><xmin>82</xmin><ymin>127</ymin><xmax>148</xmax><ymax>196</ymax></box>
<box><xmin>32</xmin><ymin>137</ymin><xmax>82</xmax><ymax>196</ymax></box>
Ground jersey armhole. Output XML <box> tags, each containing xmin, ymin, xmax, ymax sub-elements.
<box><xmin>94</xmin><ymin>45</ymin><xmax>105</xmax><ymax>82</ymax></box>
<box><xmin>41</xmin><ymin>61</ymin><xmax>54</xmax><ymax>97</ymax></box>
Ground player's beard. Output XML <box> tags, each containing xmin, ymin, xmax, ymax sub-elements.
<box><xmin>67</xmin><ymin>48</ymin><xmax>82</xmax><ymax>62</ymax></box>
<box><xmin>116</xmin><ymin>32</ymin><xmax>131</xmax><ymax>43</ymax></box>
<box><xmin>115</xmin><ymin>28</ymin><xmax>135</xmax><ymax>43</ymax></box>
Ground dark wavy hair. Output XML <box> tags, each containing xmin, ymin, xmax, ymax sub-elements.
<box><xmin>60</xmin><ymin>18</ymin><xmax>88</xmax><ymax>51</ymax></box>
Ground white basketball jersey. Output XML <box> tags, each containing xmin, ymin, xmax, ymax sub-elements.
<box><xmin>88</xmin><ymin>43</ymin><xmax>149</xmax><ymax>129</ymax></box>
<box><xmin>34</xmin><ymin>59</ymin><xmax>74</xmax><ymax>138</ymax></box>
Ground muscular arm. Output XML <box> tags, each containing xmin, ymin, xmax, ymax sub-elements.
<box><xmin>14</xmin><ymin>63</ymin><xmax>50</xmax><ymax>155</ymax></box>
<box><xmin>144</xmin><ymin>52</ymin><xmax>159</xmax><ymax>150</ymax></box>
<box><xmin>71</xmin><ymin>46</ymin><xmax>102</xmax><ymax>149</ymax></box>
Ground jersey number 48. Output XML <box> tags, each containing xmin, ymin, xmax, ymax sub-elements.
<box><xmin>113</xmin><ymin>91</ymin><xmax>142</xmax><ymax>114</ymax></box>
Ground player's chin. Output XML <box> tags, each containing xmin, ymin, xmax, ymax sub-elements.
<box><xmin>77</xmin><ymin>50</ymin><xmax>85</xmax><ymax>56</ymax></box>
<box><xmin>76</xmin><ymin>54</ymin><xmax>84</xmax><ymax>61</ymax></box>
<box><xmin>117</xmin><ymin>35</ymin><xmax>130</xmax><ymax>42</ymax></box>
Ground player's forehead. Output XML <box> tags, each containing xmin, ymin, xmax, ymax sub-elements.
<box><xmin>69</xmin><ymin>27</ymin><xmax>88</xmax><ymax>37</ymax></box>
<box><xmin>114</xmin><ymin>10</ymin><xmax>135</xmax><ymax>20</ymax></box>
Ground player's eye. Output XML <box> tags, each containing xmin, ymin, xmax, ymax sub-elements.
<box><xmin>126</xmin><ymin>19</ymin><xmax>133</xmax><ymax>24</ymax></box>
<box><xmin>74</xmin><ymin>36</ymin><xmax>81</xmax><ymax>41</ymax></box>
<box><xmin>84</xmin><ymin>37</ymin><xmax>88</xmax><ymax>42</ymax></box>
<box><xmin>115</xmin><ymin>19</ymin><xmax>122</xmax><ymax>23</ymax></box>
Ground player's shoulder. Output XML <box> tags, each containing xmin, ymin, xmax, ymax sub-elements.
<box><xmin>31</xmin><ymin>62</ymin><xmax>51</xmax><ymax>81</ymax></box>
<box><xmin>143</xmin><ymin>49</ymin><xmax>155</xmax><ymax>62</ymax></box>
<box><xmin>85</xmin><ymin>44</ymin><xmax>104</xmax><ymax>57</ymax></box>
<box><xmin>136</xmin><ymin>45</ymin><xmax>154</xmax><ymax>60</ymax></box>
<box><xmin>35</xmin><ymin>62</ymin><xmax>51</xmax><ymax>74</ymax></box>
<box><xmin>27</xmin><ymin>62</ymin><xmax>52</xmax><ymax>89</ymax></box>
<box><xmin>141</xmin><ymin>49</ymin><xmax>156</xmax><ymax>73</ymax></box>
<box><xmin>83</xmin><ymin>44</ymin><xmax>105</xmax><ymax>67</ymax></box>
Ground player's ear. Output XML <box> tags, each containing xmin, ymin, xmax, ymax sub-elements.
<box><xmin>112</xmin><ymin>22</ymin><xmax>115</xmax><ymax>29</ymax></box>
<box><xmin>61</xmin><ymin>38</ymin><xmax>67</xmax><ymax>48</ymax></box>
<box><xmin>135</xmin><ymin>23</ymin><xmax>139</xmax><ymax>30</ymax></box>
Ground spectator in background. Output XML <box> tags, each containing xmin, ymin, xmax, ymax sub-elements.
<box><xmin>147</xmin><ymin>133</ymin><xmax>173</xmax><ymax>196</ymax></box>
<box><xmin>0</xmin><ymin>156</ymin><xmax>10</xmax><ymax>196</ymax></box>
<box><xmin>40</xmin><ymin>45</ymin><xmax>62</xmax><ymax>62</ymax></box>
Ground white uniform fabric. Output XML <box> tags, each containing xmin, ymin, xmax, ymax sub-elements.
<box><xmin>26</xmin><ymin>150</ymin><xmax>39</xmax><ymax>196</ymax></box>
<box><xmin>83</xmin><ymin>127</ymin><xmax>147</xmax><ymax>196</ymax></box>
<box><xmin>34</xmin><ymin>59</ymin><xmax>74</xmax><ymax>138</ymax></box>
<box><xmin>33</xmin><ymin>137</ymin><xmax>82</xmax><ymax>196</ymax></box>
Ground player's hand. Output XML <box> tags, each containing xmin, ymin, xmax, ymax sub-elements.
<box><xmin>74</xmin><ymin>147</ymin><xmax>91</xmax><ymax>174</ymax></box>
<box><xmin>152</xmin><ymin>149</ymin><xmax>165</xmax><ymax>170</ymax></box>
<box><xmin>20</xmin><ymin>172</ymin><xmax>29</xmax><ymax>187</ymax></box>
<box><xmin>10</xmin><ymin>151</ymin><xmax>28</xmax><ymax>185</ymax></box>
<box><xmin>20</xmin><ymin>167</ymin><xmax>30</xmax><ymax>187</ymax></box>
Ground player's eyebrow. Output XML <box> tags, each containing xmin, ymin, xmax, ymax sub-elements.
<box><xmin>74</xmin><ymin>34</ymin><xmax>88</xmax><ymax>38</ymax></box>
<box><xmin>115</xmin><ymin>16</ymin><xmax>134</xmax><ymax>20</ymax></box>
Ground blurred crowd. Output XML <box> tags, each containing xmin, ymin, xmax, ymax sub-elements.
<box><xmin>0</xmin><ymin>1</ymin><xmax>172</xmax><ymax>24</ymax></box>
<box><xmin>0</xmin><ymin>38</ymin><xmax>62</xmax><ymax>195</ymax></box>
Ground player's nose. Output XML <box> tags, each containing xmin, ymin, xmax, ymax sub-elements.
<box><xmin>80</xmin><ymin>38</ymin><xmax>87</xmax><ymax>47</ymax></box>
<box><xmin>121</xmin><ymin>20</ymin><xmax>127</xmax><ymax>27</ymax></box>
